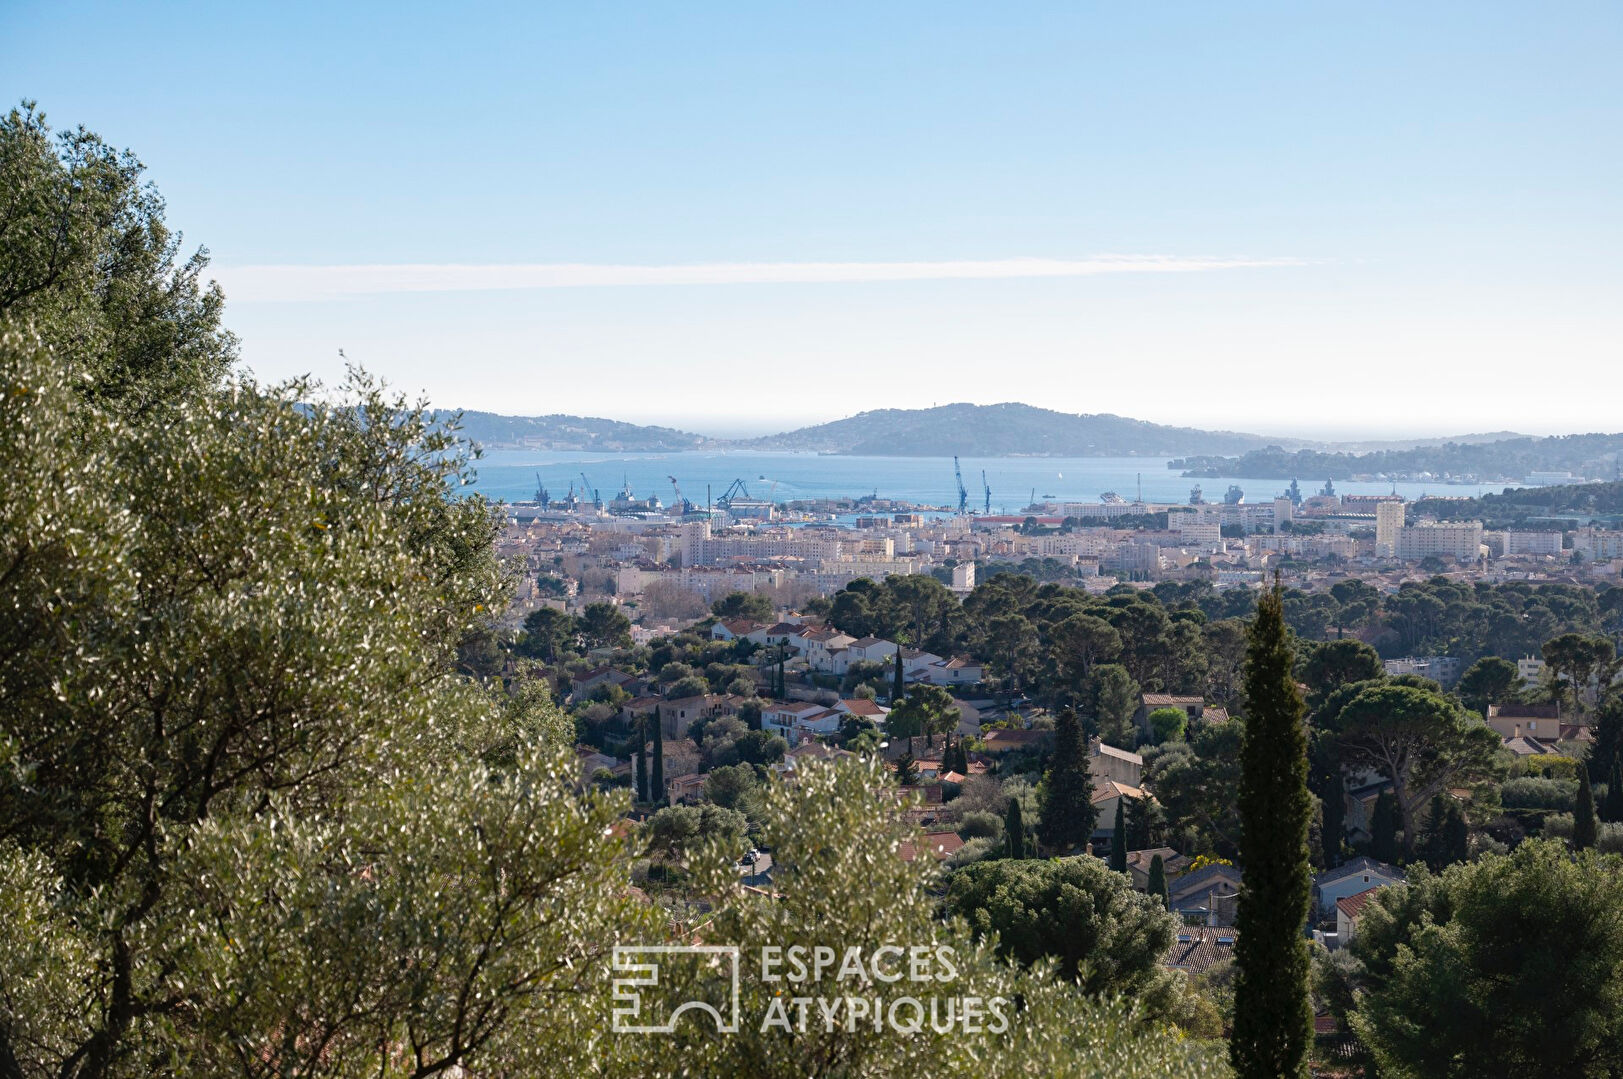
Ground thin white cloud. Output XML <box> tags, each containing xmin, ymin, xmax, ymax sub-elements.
<box><xmin>213</xmin><ymin>255</ymin><xmax>1312</xmax><ymax>302</ymax></box>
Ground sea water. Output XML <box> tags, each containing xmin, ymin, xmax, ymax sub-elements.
<box><xmin>464</xmin><ymin>449</ymin><xmax>1515</xmax><ymax>510</ymax></box>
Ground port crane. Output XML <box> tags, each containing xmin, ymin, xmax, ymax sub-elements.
<box><xmin>666</xmin><ymin>475</ymin><xmax>694</xmax><ymax>516</ymax></box>
<box><xmin>579</xmin><ymin>472</ymin><xmax>601</xmax><ymax>508</ymax></box>
<box><xmin>953</xmin><ymin>457</ymin><xmax>968</xmax><ymax>515</ymax></box>
<box><xmin>534</xmin><ymin>472</ymin><xmax>550</xmax><ymax>508</ymax></box>
<box><xmin>981</xmin><ymin>470</ymin><xmax>991</xmax><ymax>515</ymax></box>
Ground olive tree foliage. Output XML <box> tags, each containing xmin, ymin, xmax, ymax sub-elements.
<box><xmin>0</xmin><ymin>103</ymin><xmax>236</xmax><ymax>420</ymax></box>
<box><xmin>613</xmin><ymin>757</ymin><xmax>1230</xmax><ymax>1079</ymax></box>
<box><xmin>0</xmin><ymin>333</ymin><xmax>634</xmax><ymax>1076</ymax></box>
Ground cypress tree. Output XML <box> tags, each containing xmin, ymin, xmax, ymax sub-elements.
<box><xmin>1605</xmin><ymin>756</ymin><xmax>1623</xmax><ymax>823</ymax></box>
<box><xmin>1147</xmin><ymin>853</ymin><xmax>1169</xmax><ymax>908</ymax></box>
<box><xmin>1231</xmin><ymin>584</ymin><xmax>1314</xmax><ymax>1079</ymax></box>
<box><xmin>1370</xmin><ymin>792</ymin><xmax>1400</xmax><ymax>865</ymax></box>
<box><xmin>635</xmin><ymin>718</ymin><xmax>648</xmax><ymax>804</ymax></box>
<box><xmin>651</xmin><ymin>707</ymin><xmax>665</xmax><ymax>806</ymax></box>
<box><xmin>895</xmin><ymin>750</ymin><xmax>920</xmax><ymax>786</ymax></box>
<box><xmin>1126</xmin><ymin>789</ymin><xmax>1154</xmax><ymax>849</ymax></box>
<box><xmin>1109</xmin><ymin>800</ymin><xmax>1128</xmax><ymax>872</ymax></box>
<box><xmin>1005</xmin><ymin>797</ymin><xmax>1026</xmax><ymax>859</ymax></box>
<box><xmin>893</xmin><ymin>645</ymin><xmax>905</xmax><ymax>703</ymax></box>
<box><xmin>1037</xmin><ymin>709</ymin><xmax>1096</xmax><ymax>854</ymax></box>
<box><xmin>1575</xmin><ymin>770</ymin><xmax>1598</xmax><ymax>851</ymax></box>
<box><xmin>1443</xmin><ymin>800</ymin><xmax>1470</xmax><ymax>864</ymax></box>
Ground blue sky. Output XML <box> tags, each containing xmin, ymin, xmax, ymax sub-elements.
<box><xmin>4</xmin><ymin>2</ymin><xmax>1620</xmax><ymax>437</ymax></box>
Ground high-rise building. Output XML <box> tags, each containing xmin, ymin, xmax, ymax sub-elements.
<box><xmin>1375</xmin><ymin>501</ymin><xmax>1405</xmax><ymax>557</ymax></box>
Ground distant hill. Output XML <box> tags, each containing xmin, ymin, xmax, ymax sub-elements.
<box><xmin>741</xmin><ymin>402</ymin><xmax>1297</xmax><ymax>457</ymax></box>
<box><xmin>452</xmin><ymin>411</ymin><xmax>715</xmax><ymax>452</ymax></box>
<box><xmin>1415</xmin><ymin>480</ymin><xmax>1623</xmax><ymax>528</ymax></box>
<box><xmin>1177</xmin><ymin>433</ymin><xmax>1623</xmax><ymax>484</ymax></box>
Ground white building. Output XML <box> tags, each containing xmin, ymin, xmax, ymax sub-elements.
<box><xmin>1375</xmin><ymin>501</ymin><xmax>1405</xmax><ymax>558</ymax></box>
<box><xmin>1504</xmin><ymin>531</ymin><xmax>1563</xmax><ymax>557</ymax></box>
<box><xmin>1396</xmin><ymin>521</ymin><xmax>1483</xmax><ymax>562</ymax></box>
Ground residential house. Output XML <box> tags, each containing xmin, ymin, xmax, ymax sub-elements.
<box><xmin>1125</xmin><ymin>847</ymin><xmax>1190</xmax><ymax>893</ymax></box>
<box><xmin>921</xmin><ymin>655</ymin><xmax>985</xmax><ymax>686</ymax></box>
<box><xmin>748</xmin><ymin>622</ymin><xmax>805</xmax><ymax>651</ymax></box>
<box><xmin>711</xmin><ymin>618</ymin><xmax>763</xmax><ymax>642</ymax></box>
<box><xmin>1336</xmin><ymin>887</ymin><xmax>1382</xmax><ymax>944</ymax></box>
<box><xmin>762</xmin><ymin>701</ymin><xmax>842</xmax><ymax>746</ymax></box>
<box><xmin>1135</xmin><ymin>693</ymin><xmax>1205</xmax><ymax>735</ymax></box>
<box><xmin>1162</xmin><ymin>925</ymin><xmax>1238</xmax><ymax>975</ymax></box>
<box><xmin>666</xmin><ymin>772</ymin><xmax>708</xmax><ymax>804</ymax></box>
<box><xmin>1091</xmin><ymin>780</ymin><xmax>1151</xmax><ymax>837</ymax></box>
<box><xmin>1169</xmin><ymin>863</ymin><xmax>1244</xmax><ymax>927</ymax></box>
<box><xmin>1314</xmin><ymin>857</ymin><xmax>1404</xmax><ymax>918</ymax></box>
<box><xmin>1089</xmin><ymin>739</ymin><xmax>1144</xmax><ymax>788</ymax></box>
<box><xmin>1486</xmin><ymin>702</ymin><xmax>1563</xmax><ymax>743</ymax></box>
<box><xmin>980</xmin><ymin>728</ymin><xmax>1053</xmax><ymax>753</ymax></box>
<box><xmin>569</xmin><ymin>666</ymin><xmax>639</xmax><ymax>704</ymax></box>
<box><xmin>798</xmin><ymin>626</ymin><xmax>857</xmax><ymax>671</ymax></box>
<box><xmin>899</xmin><ymin>830</ymin><xmax>966</xmax><ymax>863</ymax></box>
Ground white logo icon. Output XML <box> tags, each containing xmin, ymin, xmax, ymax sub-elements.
<box><xmin>612</xmin><ymin>945</ymin><xmax>741</xmax><ymax>1034</ymax></box>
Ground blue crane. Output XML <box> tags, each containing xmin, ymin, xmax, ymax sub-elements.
<box><xmin>953</xmin><ymin>457</ymin><xmax>968</xmax><ymax>515</ymax></box>
<box><xmin>982</xmin><ymin>470</ymin><xmax>991</xmax><ymax>515</ymax></box>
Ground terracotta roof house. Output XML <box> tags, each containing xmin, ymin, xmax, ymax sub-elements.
<box><xmin>1336</xmin><ymin>886</ymin><xmax>1383</xmax><ymax>943</ymax></box>
<box><xmin>1091</xmin><ymin>780</ymin><xmax>1151</xmax><ymax>836</ymax></box>
<box><xmin>1125</xmin><ymin>847</ymin><xmax>1190</xmax><ymax>892</ymax></box>
<box><xmin>711</xmin><ymin>618</ymin><xmax>763</xmax><ymax>641</ymax></box>
<box><xmin>899</xmin><ymin>830</ymin><xmax>966</xmax><ymax>863</ymax></box>
<box><xmin>980</xmin><ymin>728</ymin><xmax>1053</xmax><ymax>752</ymax></box>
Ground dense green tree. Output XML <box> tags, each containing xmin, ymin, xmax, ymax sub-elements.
<box><xmin>1352</xmin><ymin>842</ymin><xmax>1623</xmax><ymax>1079</ymax></box>
<box><xmin>1110</xmin><ymin>801</ymin><xmax>1129</xmax><ymax>871</ymax></box>
<box><xmin>1006</xmin><ymin>797</ymin><xmax>1027</xmax><ymax>859</ymax></box>
<box><xmin>1144</xmin><ymin>720</ymin><xmax>1245</xmax><ymax>858</ymax></box>
<box><xmin>1088</xmin><ymin>663</ymin><xmax>1141</xmax><ymax>749</ymax></box>
<box><xmin>1038</xmin><ymin>709</ymin><xmax>1097</xmax><ymax>853</ymax></box>
<box><xmin>1125</xmin><ymin>791</ymin><xmax>1157</xmax><ymax>850</ymax></box>
<box><xmin>1327</xmin><ymin>682</ymin><xmax>1503</xmax><ymax>857</ymax></box>
<box><xmin>1230</xmin><ymin>585</ymin><xmax>1314</xmax><ymax>1079</ymax></box>
<box><xmin>578</xmin><ymin>601</ymin><xmax>632</xmax><ymax>650</ymax></box>
<box><xmin>1147</xmin><ymin>706</ymin><xmax>1187</xmax><ymax>744</ymax></box>
<box><xmin>1606</xmin><ymin>756</ymin><xmax>1623</xmax><ymax>823</ymax></box>
<box><xmin>1455</xmin><ymin>655</ymin><xmax>1523</xmax><ymax>715</ymax></box>
<box><xmin>1542</xmin><ymin>632</ymin><xmax>1616</xmax><ymax>718</ymax></box>
<box><xmin>651</xmin><ymin>708</ymin><xmax>665</xmax><ymax>804</ymax></box>
<box><xmin>1302</xmin><ymin>638</ymin><xmax>1383</xmax><ymax>706</ymax></box>
<box><xmin>1147</xmin><ymin>854</ymin><xmax>1169</xmax><ymax>908</ymax></box>
<box><xmin>1575</xmin><ymin>771</ymin><xmax>1598</xmax><ymax>851</ymax></box>
<box><xmin>1590</xmin><ymin>693</ymin><xmax>1623</xmax><ymax>783</ymax></box>
<box><xmin>1370</xmin><ymin>791</ymin><xmax>1401</xmax><ymax>865</ymax></box>
<box><xmin>945</xmin><ymin>857</ymin><xmax>1178</xmax><ymax>1007</ymax></box>
<box><xmin>1052</xmin><ymin>612</ymin><xmax>1123</xmax><ymax>689</ymax></box>
<box><xmin>645</xmin><ymin>803</ymin><xmax>748</xmax><ymax>862</ymax></box>
<box><xmin>711</xmin><ymin>589</ymin><xmax>774</xmax><ymax>622</ymax></box>
<box><xmin>702</xmin><ymin>762</ymin><xmax>758</xmax><ymax>811</ymax></box>
<box><xmin>1417</xmin><ymin>795</ymin><xmax>1468</xmax><ymax>871</ymax></box>
<box><xmin>520</xmin><ymin>605</ymin><xmax>575</xmax><ymax>661</ymax></box>
<box><xmin>636</xmin><ymin>719</ymin><xmax>650</xmax><ymax>802</ymax></box>
<box><xmin>895</xmin><ymin>750</ymin><xmax>921</xmax><ymax>786</ymax></box>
